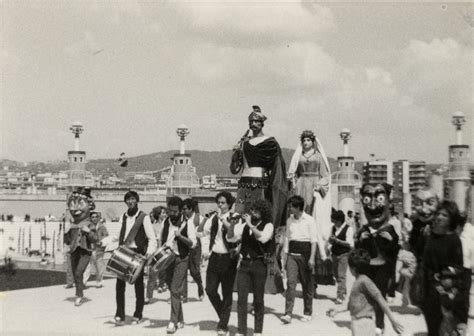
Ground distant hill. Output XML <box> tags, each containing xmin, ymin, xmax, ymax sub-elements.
<box><xmin>1</xmin><ymin>151</ymin><xmax>443</xmax><ymax>178</ymax></box>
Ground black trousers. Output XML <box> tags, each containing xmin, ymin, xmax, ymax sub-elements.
<box><xmin>183</xmin><ymin>240</ymin><xmax>204</xmax><ymax>298</ymax></box>
<box><xmin>367</xmin><ymin>263</ymin><xmax>391</xmax><ymax>330</ymax></box>
<box><xmin>237</xmin><ymin>258</ymin><xmax>267</xmax><ymax>334</ymax></box>
<box><xmin>70</xmin><ymin>248</ymin><xmax>91</xmax><ymax>298</ymax></box>
<box><xmin>422</xmin><ymin>280</ymin><xmax>442</xmax><ymax>336</ymax></box>
<box><xmin>115</xmin><ymin>249</ymin><xmax>145</xmax><ymax>320</ymax></box>
<box><xmin>206</xmin><ymin>252</ymin><xmax>238</xmax><ymax>331</ymax></box>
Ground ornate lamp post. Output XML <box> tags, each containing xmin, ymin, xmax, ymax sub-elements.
<box><xmin>176</xmin><ymin>124</ymin><xmax>190</xmax><ymax>155</ymax></box>
<box><xmin>70</xmin><ymin>121</ymin><xmax>84</xmax><ymax>151</ymax></box>
<box><xmin>340</xmin><ymin>128</ymin><xmax>352</xmax><ymax>157</ymax></box>
<box><xmin>452</xmin><ymin>111</ymin><xmax>466</xmax><ymax>145</ymax></box>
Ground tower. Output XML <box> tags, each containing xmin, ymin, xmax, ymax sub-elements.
<box><xmin>166</xmin><ymin>124</ymin><xmax>200</xmax><ymax>198</ymax></box>
<box><xmin>331</xmin><ymin>128</ymin><xmax>362</xmax><ymax>214</ymax></box>
<box><xmin>67</xmin><ymin>121</ymin><xmax>87</xmax><ymax>187</ymax></box>
<box><xmin>445</xmin><ymin>111</ymin><xmax>470</xmax><ymax>212</ymax></box>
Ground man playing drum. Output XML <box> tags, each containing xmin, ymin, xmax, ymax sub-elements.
<box><xmin>113</xmin><ymin>191</ymin><xmax>157</xmax><ymax>325</ymax></box>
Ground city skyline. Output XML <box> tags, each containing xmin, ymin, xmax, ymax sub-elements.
<box><xmin>1</xmin><ymin>1</ymin><xmax>473</xmax><ymax>163</ymax></box>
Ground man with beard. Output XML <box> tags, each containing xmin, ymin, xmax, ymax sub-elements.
<box><xmin>114</xmin><ymin>191</ymin><xmax>157</xmax><ymax>325</ymax></box>
<box><xmin>355</xmin><ymin>183</ymin><xmax>399</xmax><ymax>336</ymax></box>
<box><xmin>409</xmin><ymin>188</ymin><xmax>438</xmax><ymax>261</ymax></box>
<box><xmin>161</xmin><ymin>196</ymin><xmax>197</xmax><ymax>334</ymax></box>
<box><xmin>64</xmin><ymin>187</ymin><xmax>98</xmax><ymax>306</ymax></box>
<box><xmin>181</xmin><ymin>198</ymin><xmax>205</xmax><ymax>302</ymax></box>
<box><xmin>230</xmin><ymin>105</ymin><xmax>288</xmax><ymax>229</ymax></box>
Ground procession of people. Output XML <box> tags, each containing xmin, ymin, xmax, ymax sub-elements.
<box><xmin>62</xmin><ymin>105</ymin><xmax>473</xmax><ymax>336</ymax></box>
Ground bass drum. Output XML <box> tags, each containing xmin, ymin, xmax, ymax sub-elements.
<box><xmin>150</xmin><ymin>246</ymin><xmax>176</xmax><ymax>275</ymax></box>
<box><xmin>107</xmin><ymin>246</ymin><xmax>146</xmax><ymax>284</ymax></box>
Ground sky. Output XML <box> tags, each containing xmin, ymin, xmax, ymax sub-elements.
<box><xmin>1</xmin><ymin>1</ymin><xmax>473</xmax><ymax>164</ymax></box>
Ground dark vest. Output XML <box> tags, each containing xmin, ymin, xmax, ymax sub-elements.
<box><xmin>209</xmin><ymin>215</ymin><xmax>236</xmax><ymax>252</ymax></box>
<box><xmin>161</xmin><ymin>217</ymin><xmax>190</xmax><ymax>257</ymax></box>
<box><xmin>119</xmin><ymin>211</ymin><xmax>148</xmax><ymax>255</ymax></box>
<box><xmin>240</xmin><ymin>222</ymin><xmax>274</xmax><ymax>259</ymax></box>
<box><xmin>330</xmin><ymin>224</ymin><xmax>351</xmax><ymax>256</ymax></box>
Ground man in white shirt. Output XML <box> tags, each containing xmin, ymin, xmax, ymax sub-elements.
<box><xmin>181</xmin><ymin>198</ymin><xmax>205</xmax><ymax>302</ymax></box>
<box><xmin>198</xmin><ymin>191</ymin><xmax>240</xmax><ymax>336</ymax></box>
<box><xmin>280</xmin><ymin>195</ymin><xmax>319</xmax><ymax>324</ymax></box>
<box><xmin>161</xmin><ymin>196</ymin><xmax>197</xmax><ymax>334</ymax></box>
<box><xmin>114</xmin><ymin>191</ymin><xmax>157</xmax><ymax>325</ymax></box>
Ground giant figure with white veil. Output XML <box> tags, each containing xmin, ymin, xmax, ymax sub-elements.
<box><xmin>287</xmin><ymin>130</ymin><xmax>331</xmax><ymax>287</ymax></box>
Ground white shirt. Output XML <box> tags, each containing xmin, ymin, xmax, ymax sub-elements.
<box><xmin>187</xmin><ymin>212</ymin><xmax>205</xmax><ymax>238</ymax></box>
<box><xmin>227</xmin><ymin>221</ymin><xmax>274</xmax><ymax>244</ymax></box>
<box><xmin>203</xmin><ymin>212</ymin><xmax>233</xmax><ymax>254</ymax></box>
<box><xmin>284</xmin><ymin>212</ymin><xmax>319</xmax><ymax>253</ymax></box>
<box><xmin>460</xmin><ymin>222</ymin><xmax>474</xmax><ymax>270</ymax></box>
<box><xmin>162</xmin><ymin>216</ymin><xmax>197</xmax><ymax>255</ymax></box>
<box><xmin>122</xmin><ymin>210</ymin><xmax>157</xmax><ymax>256</ymax></box>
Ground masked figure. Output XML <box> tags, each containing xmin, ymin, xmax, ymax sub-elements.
<box><xmin>409</xmin><ymin>188</ymin><xmax>439</xmax><ymax>261</ymax></box>
<box><xmin>230</xmin><ymin>105</ymin><xmax>288</xmax><ymax>228</ymax></box>
<box><xmin>355</xmin><ymin>183</ymin><xmax>399</xmax><ymax>334</ymax></box>
<box><xmin>64</xmin><ymin>187</ymin><xmax>98</xmax><ymax>306</ymax></box>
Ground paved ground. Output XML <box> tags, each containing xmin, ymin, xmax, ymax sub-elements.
<box><xmin>2</xmin><ymin>270</ymin><xmax>458</xmax><ymax>336</ymax></box>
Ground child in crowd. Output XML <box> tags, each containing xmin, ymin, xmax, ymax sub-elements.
<box><xmin>436</xmin><ymin>265</ymin><xmax>468</xmax><ymax>336</ymax></box>
<box><xmin>327</xmin><ymin>249</ymin><xmax>404</xmax><ymax>336</ymax></box>
<box><xmin>396</xmin><ymin>242</ymin><xmax>417</xmax><ymax>307</ymax></box>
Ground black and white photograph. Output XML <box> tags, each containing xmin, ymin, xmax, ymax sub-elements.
<box><xmin>1</xmin><ymin>1</ymin><xmax>473</xmax><ymax>335</ymax></box>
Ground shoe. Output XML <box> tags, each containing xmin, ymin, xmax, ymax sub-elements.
<box><xmin>217</xmin><ymin>329</ymin><xmax>228</xmax><ymax>336</ymax></box>
<box><xmin>167</xmin><ymin>322</ymin><xmax>177</xmax><ymax>334</ymax></box>
<box><xmin>335</xmin><ymin>298</ymin><xmax>343</xmax><ymax>305</ymax></box>
<box><xmin>96</xmin><ymin>281</ymin><xmax>103</xmax><ymax>288</ymax></box>
<box><xmin>387</xmin><ymin>296</ymin><xmax>395</xmax><ymax>304</ymax></box>
<box><xmin>313</xmin><ymin>288</ymin><xmax>318</xmax><ymax>299</ymax></box>
<box><xmin>301</xmin><ymin>314</ymin><xmax>312</xmax><ymax>322</ymax></box>
<box><xmin>144</xmin><ymin>299</ymin><xmax>151</xmax><ymax>305</ymax></box>
<box><xmin>157</xmin><ymin>286</ymin><xmax>164</xmax><ymax>293</ymax></box>
<box><xmin>199</xmin><ymin>294</ymin><xmax>205</xmax><ymax>301</ymax></box>
<box><xmin>177</xmin><ymin>321</ymin><xmax>184</xmax><ymax>329</ymax></box>
<box><xmin>132</xmin><ymin>317</ymin><xmax>144</xmax><ymax>325</ymax></box>
<box><xmin>280</xmin><ymin>314</ymin><xmax>292</xmax><ymax>324</ymax></box>
<box><xmin>181</xmin><ymin>296</ymin><xmax>188</xmax><ymax>303</ymax></box>
<box><xmin>64</xmin><ymin>284</ymin><xmax>74</xmax><ymax>289</ymax></box>
<box><xmin>114</xmin><ymin>316</ymin><xmax>125</xmax><ymax>326</ymax></box>
<box><xmin>74</xmin><ymin>297</ymin><xmax>84</xmax><ymax>306</ymax></box>
<box><xmin>375</xmin><ymin>327</ymin><xmax>384</xmax><ymax>336</ymax></box>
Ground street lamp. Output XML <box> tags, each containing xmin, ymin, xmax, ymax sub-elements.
<box><xmin>70</xmin><ymin>121</ymin><xmax>84</xmax><ymax>151</ymax></box>
<box><xmin>452</xmin><ymin>111</ymin><xmax>466</xmax><ymax>145</ymax></box>
<box><xmin>340</xmin><ymin>128</ymin><xmax>351</xmax><ymax>157</ymax></box>
<box><xmin>176</xmin><ymin>124</ymin><xmax>189</xmax><ymax>154</ymax></box>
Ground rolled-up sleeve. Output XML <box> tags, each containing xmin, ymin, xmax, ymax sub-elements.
<box><xmin>187</xmin><ymin>220</ymin><xmax>197</xmax><ymax>248</ymax></box>
<box><xmin>226</xmin><ymin>222</ymin><xmax>244</xmax><ymax>243</ymax></box>
<box><xmin>143</xmin><ymin>215</ymin><xmax>157</xmax><ymax>255</ymax></box>
<box><xmin>257</xmin><ymin>223</ymin><xmax>274</xmax><ymax>244</ymax></box>
<box><xmin>346</xmin><ymin>226</ymin><xmax>355</xmax><ymax>248</ymax></box>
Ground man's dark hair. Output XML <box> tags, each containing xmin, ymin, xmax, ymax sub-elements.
<box><xmin>331</xmin><ymin>210</ymin><xmax>345</xmax><ymax>224</ymax></box>
<box><xmin>348</xmin><ymin>248</ymin><xmax>371</xmax><ymax>275</ymax></box>
<box><xmin>215</xmin><ymin>191</ymin><xmax>235</xmax><ymax>208</ymax></box>
<box><xmin>250</xmin><ymin>199</ymin><xmax>273</xmax><ymax>224</ymax></box>
<box><xmin>167</xmin><ymin>196</ymin><xmax>183</xmax><ymax>210</ymax></box>
<box><xmin>287</xmin><ymin>195</ymin><xmax>305</xmax><ymax>211</ymax></box>
<box><xmin>124</xmin><ymin>190</ymin><xmax>140</xmax><ymax>203</ymax></box>
<box><xmin>183</xmin><ymin>198</ymin><xmax>198</xmax><ymax>212</ymax></box>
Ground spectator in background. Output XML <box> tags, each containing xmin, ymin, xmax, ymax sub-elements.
<box><xmin>401</xmin><ymin>213</ymin><xmax>413</xmax><ymax>244</ymax></box>
<box><xmin>396</xmin><ymin>242</ymin><xmax>417</xmax><ymax>307</ymax></box>
<box><xmin>146</xmin><ymin>206</ymin><xmax>167</xmax><ymax>303</ymax></box>
<box><xmin>329</xmin><ymin>210</ymin><xmax>354</xmax><ymax>304</ymax></box>
<box><xmin>346</xmin><ymin>210</ymin><xmax>355</xmax><ymax>232</ymax></box>
<box><xmin>354</xmin><ymin>212</ymin><xmax>361</xmax><ymax>233</ymax></box>
<box><xmin>83</xmin><ymin>211</ymin><xmax>109</xmax><ymax>288</ymax></box>
<box><xmin>387</xmin><ymin>205</ymin><xmax>402</xmax><ymax>302</ymax></box>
